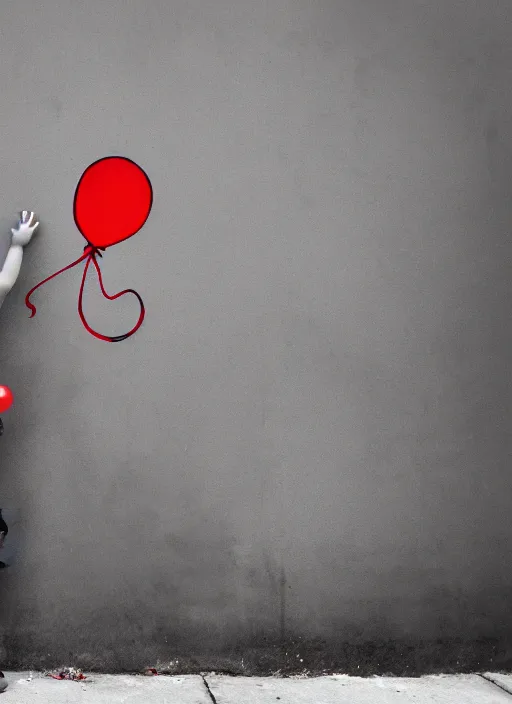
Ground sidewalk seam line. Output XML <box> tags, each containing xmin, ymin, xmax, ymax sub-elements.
<box><xmin>479</xmin><ymin>673</ymin><xmax>512</xmax><ymax>697</ymax></box>
<box><xmin>201</xmin><ymin>674</ymin><xmax>218</xmax><ymax>704</ymax></box>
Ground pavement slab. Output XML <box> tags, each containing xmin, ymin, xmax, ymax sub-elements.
<box><xmin>204</xmin><ymin>673</ymin><xmax>512</xmax><ymax>704</ymax></box>
<box><xmin>0</xmin><ymin>672</ymin><xmax>211</xmax><ymax>703</ymax></box>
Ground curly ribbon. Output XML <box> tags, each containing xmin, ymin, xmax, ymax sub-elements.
<box><xmin>25</xmin><ymin>245</ymin><xmax>145</xmax><ymax>342</ymax></box>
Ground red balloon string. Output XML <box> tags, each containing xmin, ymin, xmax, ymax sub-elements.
<box><xmin>78</xmin><ymin>248</ymin><xmax>145</xmax><ymax>342</ymax></box>
<box><xmin>25</xmin><ymin>245</ymin><xmax>145</xmax><ymax>342</ymax></box>
<box><xmin>25</xmin><ymin>247</ymin><xmax>92</xmax><ymax>317</ymax></box>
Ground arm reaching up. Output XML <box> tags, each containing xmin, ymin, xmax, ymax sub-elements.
<box><xmin>0</xmin><ymin>212</ymin><xmax>39</xmax><ymax>310</ymax></box>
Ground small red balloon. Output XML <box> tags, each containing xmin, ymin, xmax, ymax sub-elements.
<box><xmin>0</xmin><ymin>386</ymin><xmax>13</xmax><ymax>413</ymax></box>
<box><xmin>73</xmin><ymin>156</ymin><xmax>153</xmax><ymax>249</ymax></box>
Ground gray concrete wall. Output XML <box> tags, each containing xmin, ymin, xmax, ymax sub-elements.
<box><xmin>0</xmin><ymin>0</ymin><xmax>511</xmax><ymax>671</ymax></box>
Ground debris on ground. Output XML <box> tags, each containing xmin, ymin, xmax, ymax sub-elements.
<box><xmin>143</xmin><ymin>668</ymin><xmax>161</xmax><ymax>676</ymax></box>
<box><xmin>46</xmin><ymin>667</ymin><xmax>86</xmax><ymax>681</ymax></box>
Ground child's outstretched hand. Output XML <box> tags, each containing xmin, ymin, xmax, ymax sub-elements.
<box><xmin>11</xmin><ymin>211</ymin><xmax>39</xmax><ymax>247</ymax></box>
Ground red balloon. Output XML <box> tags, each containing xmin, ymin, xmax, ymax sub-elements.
<box><xmin>0</xmin><ymin>386</ymin><xmax>13</xmax><ymax>413</ymax></box>
<box><xmin>26</xmin><ymin>155</ymin><xmax>153</xmax><ymax>342</ymax></box>
<box><xmin>73</xmin><ymin>156</ymin><xmax>153</xmax><ymax>249</ymax></box>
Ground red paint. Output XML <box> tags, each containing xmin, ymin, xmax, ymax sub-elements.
<box><xmin>25</xmin><ymin>156</ymin><xmax>153</xmax><ymax>342</ymax></box>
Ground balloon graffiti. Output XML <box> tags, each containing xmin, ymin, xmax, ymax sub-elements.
<box><xmin>0</xmin><ymin>386</ymin><xmax>13</xmax><ymax>414</ymax></box>
<box><xmin>25</xmin><ymin>156</ymin><xmax>153</xmax><ymax>342</ymax></box>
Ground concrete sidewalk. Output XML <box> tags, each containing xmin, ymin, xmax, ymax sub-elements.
<box><xmin>2</xmin><ymin>671</ymin><xmax>512</xmax><ymax>703</ymax></box>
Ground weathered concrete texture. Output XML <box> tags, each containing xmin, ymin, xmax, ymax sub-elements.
<box><xmin>1</xmin><ymin>0</ymin><xmax>512</xmax><ymax>667</ymax></box>
<box><xmin>0</xmin><ymin>673</ymin><xmax>210</xmax><ymax>703</ymax></box>
<box><xmin>4</xmin><ymin>636</ymin><xmax>512</xmax><ymax>677</ymax></box>
<box><xmin>2</xmin><ymin>673</ymin><xmax>512</xmax><ymax>703</ymax></box>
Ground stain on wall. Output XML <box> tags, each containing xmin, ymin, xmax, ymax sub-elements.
<box><xmin>0</xmin><ymin>0</ymin><xmax>511</xmax><ymax>673</ymax></box>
